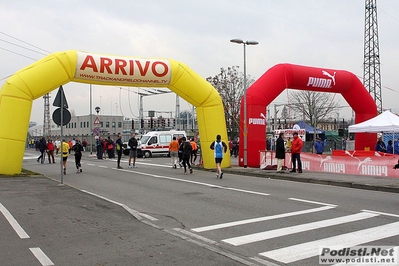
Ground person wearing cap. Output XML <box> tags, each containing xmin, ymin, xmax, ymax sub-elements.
<box><xmin>290</xmin><ymin>132</ymin><xmax>303</xmax><ymax>173</ymax></box>
<box><xmin>314</xmin><ymin>137</ymin><xmax>324</xmax><ymax>155</ymax></box>
<box><xmin>210</xmin><ymin>134</ymin><xmax>228</xmax><ymax>179</ymax></box>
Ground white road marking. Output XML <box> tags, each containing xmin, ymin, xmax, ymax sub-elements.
<box><xmin>259</xmin><ymin>221</ymin><xmax>399</xmax><ymax>264</ymax></box>
<box><xmin>173</xmin><ymin>228</ymin><xmax>218</xmax><ymax>245</ymax></box>
<box><xmin>224</xmin><ymin>187</ymin><xmax>269</xmax><ymax>196</ymax></box>
<box><xmin>362</xmin><ymin>209</ymin><xmax>399</xmax><ymax>218</ymax></box>
<box><xmin>98</xmin><ymin>165</ymin><xmax>108</xmax><ymax>168</ymax></box>
<box><xmin>135</xmin><ymin>161</ymin><xmax>171</xmax><ymax>168</ymax></box>
<box><xmin>0</xmin><ymin>203</ymin><xmax>30</xmax><ymax>239</ymax></box>
<box><xmin>250</xmin><ymin>256</ymin><xmax>282</xmax><ymax>266</ymax></box>
<box><xmin>138</xmin><ymin>213</ymin><xmax>158</xmax><ymax>221</ymax></box>
<box><xmin>23</xmin><ymin>156</ymin><xmax>38</xmax><ymax>160</ymax></box>
<box><xmin>223</xmin><ymin>212</ymin><xmax>379</xmax><ymax>246</ymax></box>
<box><xmin>29</xmin><ymin>247</ymin><xmax>54</xmax><ymax>266</ymax></box>
<box><xmin>192</xmin><ymin>205</ymin><xmax>335</xmax><ymax>233</ymax></box>
<box><xmin>289</xmin><ymin>197</ymin><xmax>337</xmax><ymax>207</ymax></box>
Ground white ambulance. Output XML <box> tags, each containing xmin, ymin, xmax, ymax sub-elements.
<box><xmin>139</xmin><ymin>130</ymin><xmax>186</xmax><ymax>158</ymax></box>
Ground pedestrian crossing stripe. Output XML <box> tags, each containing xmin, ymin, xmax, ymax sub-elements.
<box><xmin>223</xmin><ymin>212</ymin><xmax>379</xmax><ymax>246</ymax></box>
<box><xmin>259</xmin><ymin>221</ymin><xmax>399</xmax><ymax>264</ymax></box>
<box><xmin>192</xmin><ymin>205</ymin><xmax>335</xmax><ymax>233</ymax></box>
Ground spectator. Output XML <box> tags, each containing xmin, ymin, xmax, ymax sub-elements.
<box><xmin>314</xmin><ymin>138</ymin><xmax>324</xmax><ymax>154</ymax></box>
<box><xmin>387</xmin><ymin>140</ymin><xmax>393</xmax><ymax>154</ymax></box>
<box><xmin>290</xmin><ymin>132</ymin><xmax>303</xmax><ymax>173</ymax></box>
<box><xmin>375</xmin><ymin>137</ymin><xmax>386</xmax><ymax>153</ymax></box>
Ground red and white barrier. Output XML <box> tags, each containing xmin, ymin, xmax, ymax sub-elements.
<box><xmin>260</xmin><ymin>150</ymin><xmax>399</xmax><ymax>178</ymax></box>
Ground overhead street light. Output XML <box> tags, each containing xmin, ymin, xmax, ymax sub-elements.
<box><xmin>230</xmin><ymin>38</ymin><xmax>259</xmax><ymax>168</ymax></box>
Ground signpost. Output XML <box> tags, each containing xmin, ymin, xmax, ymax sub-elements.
<box><xmin>52</xmin><ymin>86</ymin><xmax>69</xmax><ymax>185</ymax></box>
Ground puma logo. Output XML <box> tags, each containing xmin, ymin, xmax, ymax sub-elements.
<box><xmin>260</xmin><ymin>113</ymin><xmax>266</xmax><ymax>120</ymax></box>
<box><xmin>322</xmin><ymin>70</ymin><xmax>336</xmax><ymax>86</ymax></box>
<box><xmin>357</xmin><ymin>157</ymin><xmax>373</xmax><ymax>170</ymax></box>
<box><xmin>319</xmin><ymin>155</ymin><xmax>332</xmax><ymax>167</ymax></box>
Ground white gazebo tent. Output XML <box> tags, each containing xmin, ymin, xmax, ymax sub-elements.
<box><xmin>349</xmin><ymin>110</ymin><xmax>399</xmax><ymax>153</ymax></box>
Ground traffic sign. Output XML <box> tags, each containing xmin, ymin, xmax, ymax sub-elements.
<box><xmin>93</xmin><ymin>127</ymin><xmax>100</xmax><ymax>134</ymax></box>
<box><xmin>53</xmin><ymin>85</ymin><xmax>69</xmax><ymax>108</ymax></box>
<box><xmin>52</xmin><ymin>108</ymin><xmax>71</xmax><ymax>126</ymax></box>
<box><xmin>94</xmin><ymin>116</ymin><xmax>101</xmax><ymax>125</ymax></box>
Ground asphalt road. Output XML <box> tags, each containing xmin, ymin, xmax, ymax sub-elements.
<box><xmin>7</xmin><ymin>150</ymin><xmax>399</xmax><ymax>265</ymax></box>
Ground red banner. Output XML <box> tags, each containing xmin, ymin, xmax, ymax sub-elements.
<box><xmin>260</xmin><ymin>151</ymin><xmax>399</xmax><ymax>178</ymax></box>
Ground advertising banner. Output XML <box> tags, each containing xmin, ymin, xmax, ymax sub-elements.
<box><xmin>260</xmin><ymin>151</ymin><xmax>399</xmax><ymax>178</ymax></box>
<box><xmin>76</xmin><ymin>52</ymin><xmax>171</xmax><ymax>85</ymax></box>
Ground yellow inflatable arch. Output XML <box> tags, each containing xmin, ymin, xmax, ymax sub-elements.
<box><xmin>0</xmin><ymin>50</ymin><xmax>230</xmax><ymax>175</ymax></box>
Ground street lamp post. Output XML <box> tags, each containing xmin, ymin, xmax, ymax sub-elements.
<box><xmin>90</xmin><ymin>84</ymin><xmax>93</xmax><ymax>154</ymax></box>
<box><xmin>230</xmin><ymin>38</ymin><xmax>258</xmax><ymax>168</ymax></box>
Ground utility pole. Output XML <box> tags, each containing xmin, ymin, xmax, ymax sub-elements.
<box><xmin>364</xmin><ymin>0</ymin><xmax>382</xmax><ymax>112</ymax></box>
<box><xmin>175</xmin><ymin>94</ymin><xmax>180</xmax><ymax>129</ymax></box>
<box><xmin>43</xmin><ymin>93</ymin><xmax>51</xmax><ymax>137</ymax></box>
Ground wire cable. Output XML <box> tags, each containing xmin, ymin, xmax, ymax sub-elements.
<box><xmin>0</xmin><ymin>31</ymin><xmax>51</xmax><ymax>54</ymax></box>
<box><xmin>0</xmin><ymin>46</ymin><xmax>37</xmax><ymax>60</ymax></box>
<box><xmin>0</xmin><ymin>39</ymin><xmax>47</xmax><ymax>56</ymax></box>
<box><xmin>118</xmin><ymin>87</ymin><xmax>127</xmax><ymax>118</ymax></box>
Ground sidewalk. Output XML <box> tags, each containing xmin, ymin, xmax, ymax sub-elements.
<box><xmin>194</xmin><ymin>157</ymin><xmax>399</xmax><ymax>194</ymax></box>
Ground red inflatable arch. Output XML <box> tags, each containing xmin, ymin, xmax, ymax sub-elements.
<box><xmin>239</xmin><ymin>63</ymin><xmax>378</xmax><ymax>168</ymax></box>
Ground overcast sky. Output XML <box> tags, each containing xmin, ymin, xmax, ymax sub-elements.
<box><xmin>1</xmin><ymin>0</ymin><xmax>399</xmax><ymax>125</ymax></box>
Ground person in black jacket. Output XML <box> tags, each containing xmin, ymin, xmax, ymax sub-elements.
<box><xmin>180</xmin><ymin>137</ymin><xmax>193</xmax><ymax>175</ymax></box>
<box><xmin>96</xmin><ymin>137</ymin><xmax>104</xmax><ymax>159</ymax></box>
<box><xmin>275</xmin><ymin>132</ymin><xmax>286</xmax><ymax>173</ymax></box>
<box><xmin>128</xmin><ymin>133</ymin><xmax>138</xmax><ymax>168</ymax></box>
<box><xmin>115</xmin><ymin>134</ymin><xmax>124</xmax><ymax>169</ymax></box>
<box><xmin>72</xmin><ymin>140</ymin><xmax>83</xmax><ymax>173</ymax></box>
<box><xmin>36</xmin><ymin>137</ymin><xmax>47</xmax><ymax>164</ymax></box>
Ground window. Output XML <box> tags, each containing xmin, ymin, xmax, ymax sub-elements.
<box><xmin>148</xmin><ymin>136</ymin><xmax>157</xmax><ymax>145</ymax></box>
<box><xmin>159</xmin><ymin>134</ymin><xmax>172</xmax><ymax>144</ymax></box>
<box><xmin>106</xmin><ymin>122</ymin><xmax>110</xmax><ymax>128</ymax></box>
<box><xmin>118</xmin><ymin>122</ymin><xmax>122</xmax><ymax>128</ymax></box>
<box><xmin>112</xmin><ymin>122</ymin><xmax>116</xmax><ymax>128</ymax></box>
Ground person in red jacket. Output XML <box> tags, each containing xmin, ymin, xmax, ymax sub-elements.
<box><xmin>290</xmin><ymin>132</ymin><xmax>303</xmax><ymax>173</ymax></box>
<box><xmin>46</xmin><ymin>139</ymin><xmax>55</xmax><ymax>164</ymax></box>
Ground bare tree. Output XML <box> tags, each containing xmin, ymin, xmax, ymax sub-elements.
<box><xmin>289</xmin><ymin>90</ymin><xmax>341</xmax><ymax>141</ymax></box>
<box><xmin>206</xmin><ymin>66</ymin><xmax>254</xmax><ymax>140</ymax></box>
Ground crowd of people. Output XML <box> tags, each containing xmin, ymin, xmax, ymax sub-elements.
<box><xmin>168</xmin><ymin>134</ymin><xmax>229</xmax><ymax>178</ymax></box>
<box><xmin>31</xmin><ymin>133</ymin><xmax>233</xmax><ymax>178</ymax></box>
<box><xmin>168</xmin><ymin>136</ymin><xmax>199</xmax><ymax>175</ymax></box>
<box><xmin>33</xmin><ymin>137</ymin><xmax>87</xmax><ymax>174</ymax></box>
<box><xmin>375</xmin><ymin>137</ymin><xmax>399</xmax><ymax>155</ymax></box>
